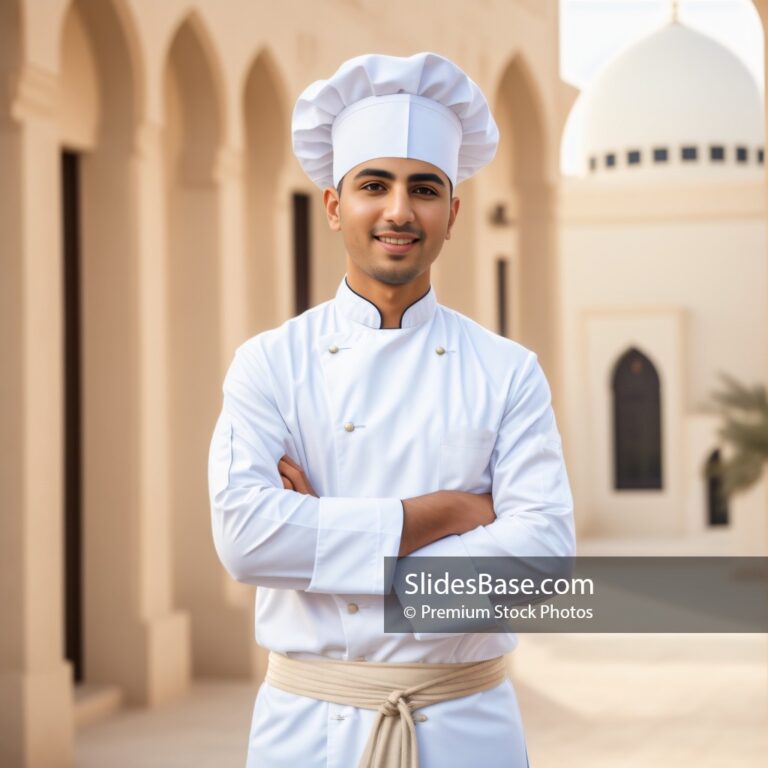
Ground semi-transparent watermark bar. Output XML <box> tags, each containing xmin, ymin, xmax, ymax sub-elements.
<box><xmin>382</xmin><ymin>557</ymin><xmax>768</xmax><ymax>633</ymax></box>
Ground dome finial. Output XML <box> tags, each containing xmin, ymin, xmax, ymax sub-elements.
<box><xmin>670</xmin><ymin>0</ymin><xmax>680</xmax><ymax>24</ymax></box>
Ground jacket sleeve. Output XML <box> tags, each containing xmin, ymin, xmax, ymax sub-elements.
<box><xmin>209</xmin><ymin>343</ymin><xmax>403</xmax><ymax>594</ymax></box>
<box><xmin>409</xmin><ymin>350</ymin><xmax>575</xmax><ymax>560</ymax></box>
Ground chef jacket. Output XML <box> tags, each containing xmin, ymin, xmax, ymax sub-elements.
<box><xmin>208</xmin><ymin>277</ymin><xmax>574</xmax><ymax>766</ymax></box>
<box><xmin>209</xmin><ymin>279</ymin><xmax>574</xmax><ymax>768</ymax></box>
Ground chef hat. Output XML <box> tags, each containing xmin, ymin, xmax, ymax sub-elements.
<box><xmin>292</xmin><ymin>52</ymin><xmax>498</xmax><ymax>190</ymax></box>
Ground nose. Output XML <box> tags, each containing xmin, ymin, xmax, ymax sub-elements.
<box><xmin>383</xmin><ymin>184</ymin><xmax>415</xmax><ymax>226</ymax></box>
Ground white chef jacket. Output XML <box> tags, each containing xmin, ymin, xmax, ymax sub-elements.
<box><xmin>209</xmin><ymin>277</ymin><xmax>575</xmax><ymax>767</ymax></box>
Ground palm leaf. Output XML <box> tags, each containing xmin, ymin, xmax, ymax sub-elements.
<box><xmin>707</xmin><ymin>372</ymin><xmax>768</xmax><ymax>499</ymax></box>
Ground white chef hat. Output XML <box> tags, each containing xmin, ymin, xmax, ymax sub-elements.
<box><xmin>291</xmin><ymin>52</ymin><xmax>498</xmax><ymax>190</ymax></box>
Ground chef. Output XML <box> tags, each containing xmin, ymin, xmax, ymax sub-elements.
<box><xmin>209</xmin><ymin>51</ymin><xmax>575</xmax><ymax>768</ymax></box>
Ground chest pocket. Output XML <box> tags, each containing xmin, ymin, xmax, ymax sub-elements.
<box><xmin>439</xmin><ymin>428</ymin><xmax>496</xmax><ymax>493</ymax></box>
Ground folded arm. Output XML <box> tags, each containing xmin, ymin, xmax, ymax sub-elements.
<box><xmin>407</xmin><ymin>351</ymin><xmax>576</xmax><ymax>561</ymax></box>
<box><xmin>209</xmin><ymin>345</ymin><xmax>494</xmax><ymax>595</ymax></box>
<box><xmin>209</xmin><ymin>345</ymin><xmax>402</xmax><ymax>594</ymax></box>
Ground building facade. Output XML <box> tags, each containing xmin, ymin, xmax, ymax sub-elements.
<box><xmin>560</xmin><ymin>16</ymin><xmax>768</xmax><ymax>551</ymax></box>
<box><xmin>0</xmin><ymin>1</ymin><xmax>573</xmax><ymax>765</ymax></box>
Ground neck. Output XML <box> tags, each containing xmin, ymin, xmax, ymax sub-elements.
<box><xmin>346</xmin><ymin>263</ymin><xmax>431</xmax><ymax>329</ymax></box>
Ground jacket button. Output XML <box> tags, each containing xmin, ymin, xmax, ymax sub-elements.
<box><xmin>414</xmin><ymin>714</ymin><xmax>428</xmax><ymax>722</ymax></box>
<box><xmin>329</xmin><ymin>345</ymin><xmax>339</xmax><ymax>354</ymax></box>
<box><xmin>347</xmin><ymin>603</ymin><xmax>359</xmax><ymax>614</ymax></box>
<box><xmin>435</xmin><ymin>346</ymin><xmax>446</xmax><ymax>356</ymax></box>
<box><xmin>343</xmin><ymin>422</ymin><xmax>355</xmax><ymax>433</ymax></box>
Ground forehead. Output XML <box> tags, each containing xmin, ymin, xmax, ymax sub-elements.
<box><xmin>346</xmin><ymin>157</ymin><xmax>450</xmax><ymax>185</ymax></box>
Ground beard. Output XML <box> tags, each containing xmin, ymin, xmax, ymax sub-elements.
<box><xmin>365</xmin><ymin>262</ymin><xmax>423</xmax><ymax>286</ymax></box>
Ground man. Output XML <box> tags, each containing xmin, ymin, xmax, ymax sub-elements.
<box><xmin>209</xmin><ymin>52</ymin><xmax>575</xmax><ymax>768</ymax></box>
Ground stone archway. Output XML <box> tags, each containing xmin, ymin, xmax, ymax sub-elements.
<box><xmin>492</xmin><ymin>55</ymin><xmax>558</xmax><ymax>375</ymax></box>
<box><xmin>59</xmin><ymin>0</ymin><xmax>139</xmax><ymax>701</ymax></box>
<box><xmin>243</xmin><ymin>48</ymin><xmax>289</xmax><ymax>332</ymax></box>
<box><xmin>59</xmin><ymin>0</ymin><xmax>189</xmax><ymax>709</ymax></box>
<box><xmin>163</xmin><ymin>13</ymin><xmax>252</xmax><ymax>678</ymax></box>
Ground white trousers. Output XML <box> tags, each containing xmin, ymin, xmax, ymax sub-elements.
<box><xmin>246</xmin><ymin>678</ymin><xmax>530</xmax><ymax>767</ymax></box>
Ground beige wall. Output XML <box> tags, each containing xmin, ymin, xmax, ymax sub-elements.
<box><xmin>1</xmin><ymin>1</ymin><xmax>566</xmax><ymax>765</ymax></box>
<box><xmin>560</xmin><ymin>178</ymin><xmax>768</xmax><ymax>547</ymax></box>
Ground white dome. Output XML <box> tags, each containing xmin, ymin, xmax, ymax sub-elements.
<box><xmin>580</xmin><ymin>20</ymin><xmax>764</xmax><ymax>180</ymax></box>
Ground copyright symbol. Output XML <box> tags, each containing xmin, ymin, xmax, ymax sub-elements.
<box><xmin>403</xmin><ymin>606</ymin><xmax>416</xmax><ymax>619</ymax></box>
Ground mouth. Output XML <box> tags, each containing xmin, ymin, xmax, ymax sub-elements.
<box><xmin>372</xmin><ymin>235</ymin><xmax>421</xmax><ymax>255</ymax></box>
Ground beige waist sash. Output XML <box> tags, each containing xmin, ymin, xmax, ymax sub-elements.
<box><xmin>266</xmin><ymin>651</ymin><xmax>508</xmax><ymax>768</ymax></box>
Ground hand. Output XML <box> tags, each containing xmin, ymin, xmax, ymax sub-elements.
<box><xmin>452</xmin><ymin>492</ymin><xmax>495</xmax><ymax>535</ymax></box>
<box><xmin>278</xmin><ymin>455</ymin><xmax>318</xmax><ymax>497</ymax></box>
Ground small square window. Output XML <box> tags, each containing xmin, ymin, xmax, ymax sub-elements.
<box><xmin>627</xmin><ymin>150</ymin><xmax>641</xmax><ymax>165</ymax></box>
<box><xmin>589</xmin><ymin>156</ymin><xmax>597</xmax><ymax>171</ymax></box>
<box><xmin>605</xmin><ymin>153</ymin><xmax>616</xmax><ymax>168</ymax></box>
<box><xmin>759</xmin><ymin>148</ymin><xmax>765</xmax><ymax>165</ymax></box>
<box><xmin>736</xmin><ymin>146</ymin><xmax>748</xmax><ymax>163</ymax></box>
<box><xmin>709</xmin><ymin>145</ymin><xmax>725</xmax><ymax>161</ymax></box>
<box><xmin>653</xmin><ymin>147</ymin><xmax>668</xmax><ymax>163</ymax></box>
<box><xmin>681</xmin><ymin>146</ymin><xmax>698</xmax><ymax>161</ymax></box>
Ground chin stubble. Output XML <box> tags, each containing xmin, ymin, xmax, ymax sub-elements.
<box><xmin>366</xmin><ymin>265</ymin><xmax>422</xmax><ymax>286</ymax></box>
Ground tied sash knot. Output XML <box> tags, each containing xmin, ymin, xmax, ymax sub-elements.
<box><xmin>266</xmin><ymin>651</ymin><xmax>508</xmax><ymax>768</ymax></box>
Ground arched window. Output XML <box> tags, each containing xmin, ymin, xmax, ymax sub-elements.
<box><xmin>612</xmin><ymin>348</ymin><xmax>662</xmax><ymax>490</ymax></box>
<box><xmin>705</xmin><ymin>449</ymin><xmax>729</xmax><ymax>526</ymax></box>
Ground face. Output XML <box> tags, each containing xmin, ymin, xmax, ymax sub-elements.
<box><xmin>323</xmin><ymin>157</ymin><xmax>460</xmax><ymax>287</ymax></box>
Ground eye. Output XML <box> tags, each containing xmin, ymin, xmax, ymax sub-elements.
<box><xmin>361</xmin><ymin>181</ymin><xmax>386</xmax><ymax>192</ymax></box>
<box><xmin>413</xmin><ymin>186</ymin><xmax>439</xmax><ymax>196</ymax></box>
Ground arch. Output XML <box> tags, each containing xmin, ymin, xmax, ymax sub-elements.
<box><xmin>163</xmin><ymin>10</ymin><xmax>226</xmax><ymax>163</ymax></box>
<box><xmin>611</xmin><ymin>347</ymin><xmax>663</xmax><ymax>490</ymax></box>
<box><xmin>491</xmin><ymin>52</ymin><xmax>557</xmax><ymax>376</ymax></box>
<box><xmin>60</xmin><ymin>0</ymin><xmax>142</xmax><ymax>148</ymax></box>
<box><xmin>243</xmin><ymin>47</ymin><xmax>289</xmax><ymax>331</ymax></box>
<box><xmin>493</xmin><ymin>53</ymin><xmax>548</xmax><ymax>186</ymax></box>
<box><xmin>164</xmin><ymin>13</ymin><xmax>226</xmax><ymax>676</ymax></box>
<box><xmin>241</xmin><ymin>45</ymin><xmax>288</xmax><ymax>111</ymax></box>
<box><xmin>58</xmin><ymin>0</ymin><xmax>145</xmax><ymax>697</ymax></box>
<box><xmin>705</xmin><ymin>448</ymin><xmax>729</xmax><ymax>526</ymax></box>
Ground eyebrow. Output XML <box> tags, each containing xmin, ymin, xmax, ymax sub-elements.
<box><xmin>352</xmin><ymin>168</ymin><xmax>446</xmax><ymax>188</ymax></box>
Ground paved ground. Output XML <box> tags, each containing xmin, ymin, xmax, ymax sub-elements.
<box><xmin>76</xmin><ymin>633</ymin><xmax>768</xmax><ymax>767</ymax></box>
<box><xmin>513</xmin><ymin>633</ymin><xmax>768</xmax><ymax>767</ymax></box>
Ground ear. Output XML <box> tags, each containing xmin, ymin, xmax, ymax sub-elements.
<box><xmin>446</xmin><ymin>195</ymin><xmax>461</xmax><ymax>239</ymax></box>
<box><xmin>323</xmin><ymin>187</ymin><xmax>341</xmax><ymax>232</ymax></box>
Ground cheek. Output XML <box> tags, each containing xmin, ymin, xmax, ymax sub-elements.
<box><xmin>340</xmin><ymin>204</ymin><xmax>377</xmax><ymax>235</ymax></box>
<box><xmin>422</xmin><ymin>210</ymin><xmax>450</xmax><ymax>239</ymax></box>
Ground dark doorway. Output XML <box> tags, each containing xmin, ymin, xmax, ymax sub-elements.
<box><xmin>612</xmin><ymin>347</ymin><xmax>663</xmax><ymax>490</ymax></box>
<box><xmin>62</xmin><ymin>150</ymin><xmax>84</xmax><ymax>683</ymax></box>
<box><xmin>292</xmin><ymin>192</ymin><xmax>311</xmax><ymax>315</ymax></box>
<box><xmin>496</xmin><ymin>257</ymin><xmax>509</xmax><ymax>337</ymax></box>
<box><xmin>706</xmin><ymin>449</ymin><xmax>729</xmax><ymax>526</ymax></box>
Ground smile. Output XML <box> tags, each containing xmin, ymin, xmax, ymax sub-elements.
<box><xmin>375</xmin><ymin>236</ymin><xmax>419</xmax><ymax>245</ymax></box>
<box><xmin>373</xmin><ymin>235</ymin><xmax>421</xmax><ymax>255</ymax></box>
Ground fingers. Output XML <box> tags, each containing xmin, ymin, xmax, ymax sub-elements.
<box><xmin>278</xmin><ymin>458</ymin><xmax>304</xmax><ymax>489</ymax></box>
<box><xmin>278</xmin><ymin>456</ymin><xmax>318</xmax><ymax>497</ymax></box>
<box><xmin>280</xmin><ymin>454</ymin><xmax>302</xmax><ymax>471</ymax></box>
